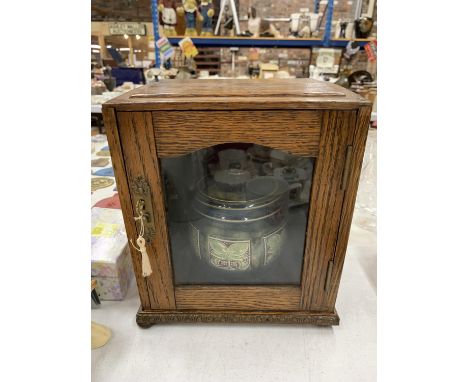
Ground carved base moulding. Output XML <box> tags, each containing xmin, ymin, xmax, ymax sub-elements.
<box><xmin>136</xmin><ymin>307</ymin><xmax>340</xmax><ymax>327</ymax></box>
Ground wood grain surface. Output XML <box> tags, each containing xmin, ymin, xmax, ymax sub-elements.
<box><xmin>131</xmin><ymin>79</ymin><xmax>347</xmax><ymax>98</ymax></box>
<box><xmin>103</xmin><ymin>107</ymin><xmax>152</xmax><ymax>309</ymax></box>
<box><xmin>300</xmin><ymin>110</ymin><xmax>357</xmax><ymax>310</ymax></box>
<box><xmin>117</xmin><ymin>111</ymin><xmax>176</xmax><ymax>310</ymax></box>
<box><xmin>153</xmin><ymin>110</ymin><xmax>321</xmax><ymax>157</ymax></box>
<box><xmin>103</xmin><ymin>78</ymin><xmax>371</xmax><ymax>111</ymax></box>
<box><xmin>323</xmin><ymin>106</ymin><xmax>372</xmax><ymax>309</ymax></box>
<box><xmin>175</xmin><ymin>286</ymin><xmax>301</xmax><ymax>310</ymax></box>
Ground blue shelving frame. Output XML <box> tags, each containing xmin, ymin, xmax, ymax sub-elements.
<box><xmin>151</xmin><ymin>0</ymin><xmax>371</xmax><ymax>64</ymax></box>
<box><xmin>151</xmin><ymin>0</ymin><xmax>161</xmax><ymax>68</ymax></box>
<box><xmin>165</xmin><ymin>36</ymin><xmax>371</xmax><ymax>48</ymax></box>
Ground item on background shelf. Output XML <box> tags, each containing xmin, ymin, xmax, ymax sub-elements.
<box><xmin>119</xmin><ymin>82</ymin><xmax>137</xmax><ymax>92</ymax></box>
<box><xmin>91</xmin><ymin>158</ymin><xmax>110</xmax><ymax>167</ymax></box>
<box><xmin>242</xmin><ymin>6</ymin><xmax>261</xmax><ymax>37</ymax></box>
<box><xmin>92</xmin><ymin>167</ymin><xmax>115</xmax><ymax>177</ymax></box>
<box><xmin>248</xmin><ymin>48</ymin><xmax>259</xmax><ymax>61</ymax></box>
<box><xmin>348</xmin><ymin>72</ymin><xmax>376</xmax><ymax>109</ymax></box>
<box><xmin>145</xmin><ymin>68</ymin><xmax>159</xmax><ymax>83</ymax></box>
<box><xmin>309</xmin><ymin>65</ymin><xmax>318</xmax><ymax>79</ymax></box>
<box><xmin>314</xmin><ymin>48</ymin><xmax>341</xmax><ymax>76</ymax></box>
<box><xmin>248</xmin><ymin>64</ymin><xmax>260</xmax><ymax>78</ymax></box>
<box><xmin>91</xmin><ymin>177</ymin><xmax>114</xmax><ymax>192</ymax></box>
<box><xmin>290</xmin><ymin>9</ymin><xmax>320</xmax><ymax>38</ymax></box>
<box><xmin>290</xmin><ymin>13</ymin><xmax>300</xmax><ymax>37</ymax></box>
<box><xmin>214</xmin><ymin>0</ymin><xmax>241</xmax><ymax>36</ymax></box>
<box><xmin>348</xmin><ymin>70</ymin><xmax>373</xmax><ymax>85</ymax></box>
<box><xmin>364</xmin><ymin>39</ymin><xmax>377</xmax><ymax>79</ymax></box>
<box><xmin>268</xmin><ymin>23</ymin><xmax>283</xmax><ymax>38</ymax></box>
<box><xmin>354</xmin><ymin>16</ymin><xmax>373</xmax><ymax>38</ymax></box>
<box><xmin>275</xmin><ymin>70</ymin><xmax>291</xmax><ymax>79</ymax></box>
<box><xmin>93</xmin><ymin>193</ymin><xmax>121</xmax><ymax>210</ymax></box>
<box><xmin>175</xmin><ymin>59</ymin><xmax>197</xmax><ymax>79</ymax></box>
<box><xmin>338</xmin><ymin>20</ymin><xmax>347</xmax><ymax>38</ymax></box>
<box><xmin>334</xmin><ymin>65</ymin><xmax>353</xmax><ymax>88</ymax></box>
<box><xmin>156</xmin><ymin>37</ymin><xmax>175</xmax><ymax>62</ymax></box>
<box><xmin>309</xmin><ymin>12</ymin><xmax>320</xmax><ymax>35</ymax></box>
<box><xmin>345</xmin><ymin>21</ymin><xmax>355</xmax><ymax>39</ymax></box>
<box><xmin>222</xmin><ymin>4</ymin><xmax>234</xmax><ymax>36</ymax></box>
<box><xmin>241</xmin><ymin>7</ymin><xmax>282</xmax><ymax>38</ymax></box>
<box><xmin>364</xmin><ymin>40</ymin><xmax>377</xmax><ymax>62</ymax></box>
<box><xmin>335</xmin><ymin>75</ymin><xmax>350</xmax><ymax>88</ymax></box>
<box><xmin>343</xmin><ymin>41</ymin><xmax>360</xmax><ymax>60</ymax></box>
<box><xmin>179</xmin><ymin>37</ymin><xmax>199</xmax><ymax>57</ymax></box>
<box><xmin>334</xmin><ymin>19</ymin><xmax>344</xmax><ymax>38</ymax></box>
<box><xmin>145</xmin><ymin>67</ymin><xmax>179</xmax><ymax>82</ymax></box>
<box><xmin>199</xmin><ymin>0</ymin><xmax>215</xmax><ymax>36</ymax></box>
<box><xmin>177</xmin><ymin>0</ymin><xmax>201</xmax><ymax>36</ymax></box>
<box><xmin>309</xmin><ymin>65</ymin><xmax>338</xmax><ymax>82</ymax></box>
<box><xmin>337</xmin><ymin>42</ymin><xmax>361</xmax><ymax>88</ymax></box>
<box><xmin>335</xmin><ymin>19</ymin><xmax>354</xmax><ymax>40</ymax></box>
<box><xmin>158</xmin><ymin>0</ymin><xmax>180</xmax><ymax>37</ymax></box>
<box><xmin>259</xmin><ymin>63</ymin><xmax>278</xmax><ymax>79</ymax></box>
<box><xmin>91</xmin><ymin>79</ymin><xmax>107</xmax><ymax>95</ymax></box>
<box><xmin>102</xmin><ymin>77</ymin><xmax>116</xmax><ymax>92</ymax></box>
<box><xmin>91</xmin><ymin>207</ymin><xmax>134</xmax><ymax>300</ymax></box>
<box><xmin>92</xmin><ymin>65</ymin><xmax>117</xmax><ymax>92</ymax></box>
<box><xmin>316</xmin><ymin>49</ymin><xmax>334</xmax><ymax>70</ymax></box>
<box><xmin>97</xmin><ymin>66</ymin><xmax>117</xmax><ymax>91</ymax></box>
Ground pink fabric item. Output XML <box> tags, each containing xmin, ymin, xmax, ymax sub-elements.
<box><xmin>93</xmin><ymin>193</ymin><xmax>121</xmax><ymax>209</ymax></box>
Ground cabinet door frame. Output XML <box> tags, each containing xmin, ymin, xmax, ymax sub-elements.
<box><xmin>104</xmin><ymin>106</ymin><xmax>371</xmax><ymax>312</ymax></box>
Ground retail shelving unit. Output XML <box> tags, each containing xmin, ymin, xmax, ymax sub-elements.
<box><xmin>166</xmin><ymin>36</ymin><xmax>372</xmax><ymax>48</ymax></box>
<box><xmin>150</xmin><ymin>0</ymin><xmax>374</xmax><ymax>57</ymax></box>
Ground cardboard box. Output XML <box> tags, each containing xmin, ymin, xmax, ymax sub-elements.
<box><xmin>91</xmin><ymin>207</ymin><xmax>134</xmax><ymax>300</ymax></box>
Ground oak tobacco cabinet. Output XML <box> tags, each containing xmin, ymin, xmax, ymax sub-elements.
<box><xmin>103</xmin><ymin>78</ymin><xmax>371</xmax><ymax>327</ymax></box>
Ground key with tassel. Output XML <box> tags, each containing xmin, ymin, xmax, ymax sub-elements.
<box><xmin>130</xmin><ymin>203</ymin><xmax>153</xmax><ymax>277</ymax></box>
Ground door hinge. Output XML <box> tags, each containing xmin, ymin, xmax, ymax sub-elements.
<box><xmin>324</xmin><ymin>260</ymin><xmax>334</xmax><ymax>292</ymax></box>
<box><xmin>340</xmin><ymin>145</ymin><xmax>353</xmax><ymax>191</ymax></box>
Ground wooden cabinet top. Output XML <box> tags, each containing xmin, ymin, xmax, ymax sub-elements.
<box><xmin>103</xmin><ymin>78</ymin><xmax>371</xmax><ymax>111</ymax></box>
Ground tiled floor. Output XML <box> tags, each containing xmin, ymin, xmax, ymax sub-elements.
<box><xmin>91</xmin><ymin>129</ymin><xmax>377</xmax><ymax>382</ymax></box>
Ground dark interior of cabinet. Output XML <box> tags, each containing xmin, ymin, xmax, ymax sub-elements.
<box><xmin>159</xmin><ymin>142</ymin><xmax>316</xmax><ymax>285</ymax></box>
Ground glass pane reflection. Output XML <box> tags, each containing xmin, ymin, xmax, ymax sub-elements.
<box><xmin>160</xmin><ymin>143</ymin><xmax>314</xmax><ymax>285</ymax></box>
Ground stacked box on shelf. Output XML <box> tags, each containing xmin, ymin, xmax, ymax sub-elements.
<box><xmin>91</xmin><ymin>207</ymin><xmax>134</xmax><ymax>300</ymax></box>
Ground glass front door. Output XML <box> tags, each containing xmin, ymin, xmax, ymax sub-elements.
<box><xmin>160</xmin><ymin>143</ymin><xmax>315</xmax><ymax>285</ymax></box>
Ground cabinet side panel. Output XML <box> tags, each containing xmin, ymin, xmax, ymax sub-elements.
<box><xmin>117</xmin><ymin>111</ymin><xmax>176</xmax><ymax>310</ymax></box>
<box><xmin>153</xmin><ymin>110</ymin><xmax>321</xmax><ymax>157</ymax></box>
<box><xmin>300</xmin><ymin>110</ymin><xmax>356</xmax><ymax>310</ymax></box>
<box><xmin>324</xmin><ymin>106</ymin><xmax>372</xmax><ymax>308</ymax></box>
<box><xmin>103</xmin><ymin>107</ymin><xmax>152</xmax><ymax>309</ymax></box>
